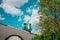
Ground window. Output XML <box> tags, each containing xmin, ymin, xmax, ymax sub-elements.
<box><xmin>5</xmin><ymin>35</ymin><xmax>23</xmax><ymax>40</ymax></box>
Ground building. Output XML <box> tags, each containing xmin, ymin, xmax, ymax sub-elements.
<box><xmin>0</xmin><ymin>24</ymin><xmax>33</xmax><ymax>40</ymax></box>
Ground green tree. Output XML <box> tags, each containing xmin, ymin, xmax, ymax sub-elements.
<box><xmin>38</xmin><ymin>0</ymin><xmax>60</xmax><ymax>34</ymax></box>
<box><xmin>32</xmin><ymin>0</ymin><xmax>60</xmax><ymax>40</ymax></box>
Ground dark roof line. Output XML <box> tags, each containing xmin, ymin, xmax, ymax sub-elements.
<box><xmin>0</xmin><ymin>23</ymin><xmax>8</xmax><ymax>26</ymax></box>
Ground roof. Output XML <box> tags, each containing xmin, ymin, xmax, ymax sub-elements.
<box><xmin>0</xmin><ymin>24</ymin><xmax>34</xmax><ymax>40</ymax></box>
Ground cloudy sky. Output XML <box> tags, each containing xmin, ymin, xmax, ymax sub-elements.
<box><xmin>0</xmin><ymin>0</ymin><xmax>40</xmax><ymax>31</ymax></box>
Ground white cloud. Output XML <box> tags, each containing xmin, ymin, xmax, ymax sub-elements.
<box><xmin>38</xmin><ymin>0</ymin><xmax>40</xmax><ymax>2</ymax></box>
<box><xmin>24</xmin><ymin>15</ymin><xmax>31</xmax><ymax>23</ymax></box>
<box><xmin>31</xmin><ymin>28</ymin><xmax>42</xmax><ymax>35</ymax></box>
<box><xmin>0</xmin><ymin>0</ymin><xmax>28</xmax><ymax>16</ymax></box>
<box><xmin>18</xmin><ymin>18</ymin><xmax>21</xmax><ymax>22</ymax></box>
<box><xmin>2</xmin><ymin>0</ymin><xmax>28</xmax><ymax>8</ymax></box>
<box><xmin>31</xmin><ymin>28</ymin><xmax>40</xmax><ymax>34</ymax></box>
<box><xmin>0</xmin><ymin>17</ymin><xmax>5</xmax><ymax>20</ymax></box>
<box><xmin>34</xmin><ymin>5</ymin><xmax>37</xmax><ymax>7</ymax></box>
<box><xmin>26</xmin><ymin>8</ymin><xmax>32</xmax><ymax>13</ymax></box>
<box><xmin>25</xmin><ymin>8</ymin><xmax>40</xmax><ymax>27</ymax></box>
<box><xmin>31</xmin><ymin>8</ymin><xmax>39</xmax><ymax>17</ymax></box>
<box><xmin>1</xmin><ymin>3</ymin><xmax>23</xmax><ymax>16</ymax></box>
<box><xmin>0</xmin><ymin>15</ymin><xmax>5</xmax><ymax>20</ymax></box>
<box><xmin>29</xmin><ymin>8</ymin><xmax>39</xmax><ymax>27</ymax></box>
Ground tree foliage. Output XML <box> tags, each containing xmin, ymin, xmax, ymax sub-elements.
<box><xmin>32</xmin><ymin>0</ymin><xmax>60</xmax><ymax>40</ymax></box>
<box><xmin>38</xmin><ymin>0</ymin><xmax>60</xmax><ymax>34</ymax></box>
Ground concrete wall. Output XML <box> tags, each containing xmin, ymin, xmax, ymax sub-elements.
<box><xmin>0</xmin><ymin>24</ymin><xmax>33</xmax><ymax>40</ymax></box>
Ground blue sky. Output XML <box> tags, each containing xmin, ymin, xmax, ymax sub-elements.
<box><xmin>0</xmin><ymin>0</ymin><xmax>60</xmax><ymax>35</ymax></box>
<box><xmin>0</xmin><ymin>0</ymin><xmax>40</xmax><ymax>33</ymax></box>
